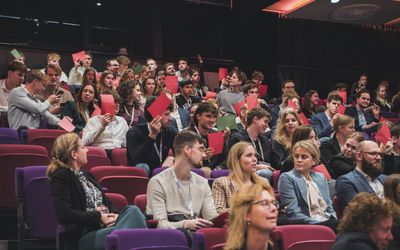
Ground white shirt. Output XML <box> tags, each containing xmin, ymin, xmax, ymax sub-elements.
<box><xmin>355</xmin><ymin>167</ymin><xmax>384</xmax><ymax>198</ymax></box>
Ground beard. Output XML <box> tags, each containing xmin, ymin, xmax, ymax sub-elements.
<box><xmin>361</xmin><ymin>158</ymin><xmax>383</xmax><ymax>179</ymax></box>
<box><xmin>188</xmin><ymin>156</ymin><xmax>203</xmax><ymax>168</ymax></box>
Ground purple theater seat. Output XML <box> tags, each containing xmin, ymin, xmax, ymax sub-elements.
<box><xmin>0</xmin><ymin>127</ymin><xmax>20</xmax><ymax>144</ymax></box>
<box><xmin>210</xmin><ymin>169</ymin><xmax>229</xmax><ymax>179</ymax></box>
<box><xmin>105</xmin><ymin>229</ymin><xmax>189</xmax><ymax>250</ymax></box>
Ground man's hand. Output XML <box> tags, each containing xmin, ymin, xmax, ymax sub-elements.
<box><xmin>183</xmin><ymin>218</ymin><xmax>213</xmax><ymax>230</ymax></box>
<box><xmin>149</xmin><ymin>116</ymin><xmax>162</xmax><ymax>140</ymax></box>
<box><xmin>47</xmin><ymin>94</ymin><xmax>61</xmax><ymax>105</ymax></box>
<box><xmin>101</xmin><ymin>114</ymin><xmax>111</xmax><ymax>127</ymax></box>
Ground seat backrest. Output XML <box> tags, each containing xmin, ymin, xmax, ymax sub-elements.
<box><xmin>111</xmin><ymin>148</ymin><xmax>128</xmax><ymax>166</ymax></box>
<box><xmin>15</xmin><ymin>165</ymin><xmax>48</xmax><ymax>199</ymax></box>
<box><xmin>26</xmin><ymin>177</ymin><xmax>58</xmax><ymax>239</ymax></box>
<box><xmin>0</xmin><ymin>128</ymin><xmax>20</xmax><ymax>144</ymax></box>
<box><xmin>90</xmin><ymin>166</ymin><xmax>146</xmax><ymax>181</ymax></box>
<box><xmin>105</xmin><ymin>229</ymin><xmax>188</xmax><ymax>250</ymax></box>
<box><xmin>105</xmin><ymin>193</ymin><xmax>128</xmax><ymax>212</ymax></box>
<box><xmin>27</xmin><ymin>129</ymin><xmax>68</xmax><ymax>156</ymax></box>
<box><xmin>191</xmin><ymin>168</ymin><xmax>206</xmax><ymax>178</ymax></box>
<box><xmin>0</xmin><ymin>145</ymin><xmax>49</xmax><ymax>207</ymax></box>
<box><xmin>133</xmin><ymin>194</ymin><xmax>147</xmax><ymax>214</ymax></box>
<box><xmin>152</xmin><ymin>167</ymin><xmax>166</xmax><ymax>176</ymax></box>
<box><xmin>193</xmin><ymin>228</ymin><xmax>227</xmax><ymax>250</ymax></box>
<box><xmin>332</xmin><ymin>196</ymin><xmax>342</xmax><ymax>219</ymax></box>
<box><xmin>100</xmin><ymin>176</ymin><xmax>149</xmax><ymax>205</ymax></box>
<box><xmin>81</xmin><ymin>146</ymin><xmax>111</xmax><ymax>171</ymax></box>
<box><xmin>210</xmin><ymin>169</ymin><xmax>229</xmax><ymax>179</ymax></box>
<box><xmin>287</xmin><ymin>240</ymin><xmax>335</xmax><ymax>250</ymax></box>
<box><xmin>272</xmin><ymin>170</ymin><xmax>281</xmax><ymax>190</ymax></box>
<box><xmin>271</xmin><ymin>225</ymin><xmax>336</xmax><ymax>250</ymax></box>
<box><xmin>210</xmin><ymin>243</ymin><xmax>226</xmax><ymax>250</ymax></box>
<box><xmin>312</xmin><ymin>164</ymin><xmax>331</xmax><ymax>180</ymax></box>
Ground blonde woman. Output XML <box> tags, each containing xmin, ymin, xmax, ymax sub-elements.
<box><xmin>225</xmin><ymin>182</ymin><xmax>278</xmax><ymax>250</ymax></box>
<box><xmin>271</xmin><ymin>108</ymin><xmax>302</xmax><ymax>167</ymax></box>
<box><xmin>47</xmin><ymin>133</ymin><xmax>146</xmax><ymax>250</ymax></box>
<box><xmin>212</xmin><ymin>142</ymin><xmax>269</xmax><ymax>214</ymax></box>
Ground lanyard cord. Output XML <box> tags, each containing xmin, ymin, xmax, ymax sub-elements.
<box><xmin>171</xmin><ymin>168</ymin><xmax>193</xmax><ymax>217</ymax></box>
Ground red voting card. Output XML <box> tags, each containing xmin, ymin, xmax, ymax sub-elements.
<box><xmin>339</xmin><ymin>91</ymin><xmax>347</xmax><ymax>104</ymax></box>
<box><xmin>92</xmin><ymin>105</ymin><xmax>101</xmax><ymax>117</ymax></box>
<box><xmin>233</xmin><ymin>101</ymin><xmax>245</xmax><ymax>117</ymax></box>
<box><xmin>245</xmin><ymin>95</ymin><xmax>258</xmax><ymax>111</ymax></box>
<box><xmin>258</xmin><ymin>85</ymin><xmax>268</xmax><ymax>98</ymax></box>
<box><xmin>100</xmin><ymin>94</ymin><xmax>115</xmax><ymax>117</ymax></box>
<box><xmin>379</xmin><ymin>116</ymin><xmax>387</xmax><ymax>123</ymax></box>
<box><xmin>218</xmin><ymin>68</ymin><xmax>228</xmax><ymax>81</ymax></box>
<box><xmin>147</xmin><ymin>92</ymin><xmax>172</xmax><ymax>119</ymax></box>
<box><xmin>299</xmin><ymin>112</ymin><xmax>310</xmax><ymax>125</ymax></box>
<box><xmin>208</xmin><ymin>131</ymin><xmax>224</xmax><ymax>155</ymax></box>
<box><xmin>375</xmin><ymin>122</ymin><xmax>391</xmax><ymax>145</ymax></box>
<box><xmin>58</xmin><ymin>117</ymin><xmax>75</xmax><ymax>132</ymax></box>
<box><xmin>287</xmin><ymin>99</ymin><xmax>298</xmax><ymax>111</ymax></box>
<box><xmin>338</xmin><ymin>104</ymin><xmax>346</xmax><ymax>115</ymax></box>
<box><xmin>204</xmin><ymin>91</ymin><xmax>217</xmax><ymax>100</ymax></box>
<box><xmin>165</xmin><ymin>75</ymin><xmax>179</xmax><ymax>94</ymax></box>
<box><xmin>72</xmin><ymin>51</ymin><xmax>86</xmax><ymax>63</ymax></box>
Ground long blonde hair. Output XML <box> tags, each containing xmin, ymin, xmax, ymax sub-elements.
<box><xmin>225</xmin><ymin>182</ymin><xmax>274</xmax><ymax>250</ymax></box>
<box><xmin>227</xmin><ymin>142</ymin><xmax>265</xmax><ymax>187</ymax></box>
<box><xmin>46</xmin><ymin>133</ymin><xmax>80</xmax><ymax>177</ymax></box>
<box><xmin>274</xmin><ymin>108</ymin><xmax>302</xmax><ymax>150</ymax></box>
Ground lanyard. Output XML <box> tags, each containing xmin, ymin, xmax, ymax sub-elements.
<box><xmin>124</xmin><ymin>105</ymin><xmax>135</xmax><ymax>126</ymax></box>
<box><xmin>154</xmin><ymin>131</ymin><xmax>163</xmax><ymax>164</ymax></box>
<box><xmin>171</xmin><ymin>168</ymin><xmax>193</xmax><ymax>217</ymax></box>
<box><xmin>249</xmin><ymin>134</ymin><xmax>264</xmax><ymax>162</ymax></box>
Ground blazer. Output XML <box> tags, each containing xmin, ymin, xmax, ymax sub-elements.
<box><xmin>278</xmin><ymin>169</ymin><xmax>336</xmax><ymax>224</ymax></box>
<box><xmin>310</xmin><ymin>112</ymin><xmax>333</xmax><ymax>138</ymax></box>
<box><xmin>50</xmin><ymin>168</ymin><xmax>116</xmax><ymax>249</ymax></box>
<box><xmin>345</xmin><ymin>106</ymin><xmax>379</xmax><ymax>133</ymax></box>
<box><xmin>332</xmin><ymin>232</ymin><xmax>379</xmax><ymax>250</ymax></box>
<box><xmin>320</xmin><ymin>135</ymin><xmax>341</xmax><ymax>169</ymax></box>
<box><xmin>271</xmin><ymin>139</ymin><xmax>290</xmax><ymax>168</ymax></box>
<box><xmin>228</xmin><ymin>130</ymin><xmax>271</xmax><ymax>164</ymax></box>
<box><xmin>335</xmin><ymin>169</ymin><xmax>387</xmax><ymax>211</ymax></box>
<box><xmin>329</xmin><ymin>153</ymin><xmax>355</xmax><ymax>179</ymax></box>
<box><xmin>211</xmin><ymin>176</ymin><xmax>239</xmax><ymax>214</ymax></box>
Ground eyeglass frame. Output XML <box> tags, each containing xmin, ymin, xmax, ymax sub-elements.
<box><xmin>252</xmin><ymin>199</ymin><xmax>279</xmax><ymax>210</ymax></box>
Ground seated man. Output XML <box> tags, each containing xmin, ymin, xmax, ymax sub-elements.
<box><xmin>335</xmin><ymin>140</ymin><xmax>387</xmax><ymax>211</ymax></box>
<box><xmin>229</xmin><ymin>108</ymin><xmax>274</xmax><ymax>181</ymax></box>
<box><xmin>0</xmin><ymin>61</ymin><xmax>27</xmax><ymax>112</ymax></box>
<box><xmin>345</xmin><ymin>89</ymin><xmax>380</xmax><ymax>134</ymax></box>
<box><xmin>82</xmin><ymin>93</ymin><xmax>128</xmax><ymax>151</ymax></box>
<box><xmin>310</xmin><ymin>92</ymin><xmax>343</xmax><ymax>139</ymax></box>
<box><xmin>8</xmin><ymin>70</ymin><xmax>60</xmax><ymax>129</ymax></box>
<box><xmin>146</xmin><ymin>130</ymin><xmax>218</xmax><ymax>229</ymax></box>
<box><xmin>175</xmin><ymin>80</ymin><xmax>201</xmax><ymax>110</ymax></box>
<box><xmin>40</xmin><ymin>53</ymin><xmax>69</xmax><ymax>83</ymax></box>
<box><xmin>217</xmin><ymin>71</ymin><xmax>245</xmax><ymax>115</ymax></box>
<box><xmin>126</xmin><ymin>96</ymin><xmax>178</xmax><ymax>176</ymax></box>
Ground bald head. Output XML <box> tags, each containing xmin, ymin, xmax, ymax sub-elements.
<box><xmin>356</xmin><ymin>140</ymin><xmax>379</xmax><ymax>153</ymax></box>
<box><xmin>355</xmin><ymin>140</ymin><xmax>383</xmax><ymax>178</ymax></box>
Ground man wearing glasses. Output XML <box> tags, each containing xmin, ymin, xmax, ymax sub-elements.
<box><xmin>335</xmin><ymin>140</ymin><xmax>387</xmax><ymax>211</ymax></box>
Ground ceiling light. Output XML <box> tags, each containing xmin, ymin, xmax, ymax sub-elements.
<box><xmin>96</xmin><ymin>2</ymin><xmax>102</xmax><ymax>7</ymax></box>
<box><xmin>331</xmin><ymin>0</ymin><xmax>340</xmax><ymax>3</ymax></box>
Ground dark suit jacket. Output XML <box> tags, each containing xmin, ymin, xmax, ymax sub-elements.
<box><xmin>271</xmin><ymin>139</ymin><xmax>290</xmax><ymax>168</ymax></box>
<box><xmin>320</xmin><ymin>135</ymin><xmax>341</xmax><ymax>170</ymax></box>
<box><xmin>310</xmin><ymin>112</ymin><xmax>333</xmax><ymax>138</ymax></box>
<box><xmin>332</xmin><ymin>232</ymin><xmax>379</xmax><ymax>250</ymax></box>
<box><xmin>329</xmin><ymin>153</ymin><xmax>355</xmax><ymax>179</ymax></box>
<box><xmin>126</xmin><ymin>123</ymin><xmax>177</xmax><ymax>172</ymax></box>
<box><xmin>335</xmin><ymin>169</ymin><xmax>387</xmax><ymax>211</ymax></box>
<box><xmin>345</xmin><ymin>106</ymin><xmax>379</xmax><ymax>133</ymax></box>
<box><xmin>61</xmin><ymin>101</ymin><xmax>87</xmax><ymax>133</ymax></box>
<box><xmin>50</xmin><ymin>168</ymin><xmax>116</xmax><ymax>249</ymax></box>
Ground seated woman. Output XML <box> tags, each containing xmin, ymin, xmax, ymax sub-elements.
<box><xmin>300</xmin><ymin>90</ymin><xmax>321</xmax><ymax>119</ymax></box>
<box><xmin>320</xmin><ymin>114</ymin><xmax>355</xmax><ymax>167</ymax></box>
<box><xmin>98</xmin><ymin>70</ymin><xmax>116</xmax><ymax>95</ymax></box>
<box><xmin>384</xmin><ymin>174</ymin><xmax>400</xmax><ymax>250</ymax></box>
<box><xmin>61</xmin><ymin>84</ymin><xmax>99</xmax><ymax>133</ymax></box>
<box><xmin>278</xmin><ymin>140</ymin><xmax>338</xmax><ymax>231</ymax></box>
<box><xmin>212</xmin><ymin>142</ymin><xmax>269</xmax><ymax>214</ymax></box>
<box><xmin>225</xmin><ymin>182</ymin><xmax>278</xmax><ymax>250</ymax></box>
<box><xmin>82</xmin><ymin>67</ymin><xmax>98</xmax><ymax>86</ymax></box>
<box><xmin>117</xmin><ymin>80</ymin><xmax>144</xmax><ymax>127</ymax></box>
<box><xmin>271</xmin><ymin>108</ymin><xmax>302</xmax><ymax>168</ymax></box>
<box><xmin>141</xmin><ymin>77</ymin><xmax>157</xmax><ymax>99</ymax></box>
<box><xmin>329</xmin><ymin>132</ymin><xmax>365</xmax><ymax>178</ymax></box>
<box><xmin>280</xmin><ymin>125</ymin><xmax>320</xmax><ymax>173</ymax></box>
<box><xmin>374</xmin><ymin>83</ymin><xmax>391</xmax><ymax>112</ymax></box>
<box><xmin>47</xmin><ymin>133</ymin><xmax>146</xmax><ymax>250</ymax></box>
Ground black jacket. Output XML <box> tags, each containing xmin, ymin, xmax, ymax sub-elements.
<box><xmin>332</xmin><ymin>232</ymin><xmax>378</xmax><ymax>250</ymax></box>
<box><xmin>126</xmin><ymin>123</ymin><xmax>177</xmax><ymax>172</ymax></box>
<box><xmin>320</xmin><ymin>135</ymin><xmax>341</xmax><ymax>168</ymax></box>
<box><xmin>50</xmin><ymin>168</ymin><xmax>116</xmax><ymax>249</ymax></box>
<box><xmin>329</xmin><ymin>153</ymin><xmax>355</xmax><ymax>179</ymax></box>
<box><xmin>271</xmin><ymin>140</ymin><xmax>289</xmax><ymax>169</ymax></box>
<box><xmin>345</xmin><ymin>106</ymin><xmax>379</xmax><ymax>133</ymax></box>
<box><xmin>383</xmin><ymin>154</ymin><xmax>400</xmax><ymax>175</ymax></box>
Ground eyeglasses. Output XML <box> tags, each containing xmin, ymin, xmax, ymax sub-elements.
<box><xmin>252</xmin><ymin>199</ymin><xmax>279</xmax><ymax>210</ymax></box>
<box><xmin>362</xmin><ymin>151</ymin><xmax>384</xmax><ymax>158</ymax></box>
<box><xmin>189</xmin><ymin>146</ymin><xmax>206</xmax><ymax>153</ymax></box>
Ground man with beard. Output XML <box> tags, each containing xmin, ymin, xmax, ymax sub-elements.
<box><xmin>335</xmin><ymin>140</ymin><xmax>387</xmax><ymax>212</ymax></box>
<box><xmin>146</xmin><ymin>130</ymin><xmax>218</xmax><ymax>229</ymax></box>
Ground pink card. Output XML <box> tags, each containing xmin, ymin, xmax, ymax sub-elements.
<box><xmin>100</xmin><ymin>94</ymin><xmax>115</xmax><ymax>116</ymax></box>
<box><xmin>92</xmin><ymin>105</ymin><xmax>101</xmax><ymax>117</ymax></box>
<box><xmin>58</xmin><ymin>117</ymin><xmax>75</xmax><ymax>132</ymax></box>
<box><xmin>245</xmin><ymin>95</ymin><xmax>258</xmax><ymax>111</ymax></box>
<box><xmin>339</xmin><ymin>91</ymin><xmax>347</xmax><ymax>104</ymax></box>
<box><xmin>147</xmin><ymin>92</ymin><xmax>172</xmax><ymax>119</ymax></box>
<box><xmin>233</xmin><ymin>101</ymin><xmax>245</xmax><ymax>116</ymax></box>
<box><xmin>204</xmin><ymin>91</ymin><xmax>217</xmax><ymax>100</ymax></box>
<box><xmin>338</xmin><ymin>104</ymin><xmax>346</xmax><ymax>115</ymax></box>
<box><xmin>379</xmin><ymin>116</ymin><xmax>387</xmax><ymax>123</ymax></box>
<box><xmin>72</xmin><ymin>51</ymin><xmax>85</xmax><ymax>63</ymax></box>
<box><xmin>208</xmin><ymin>131</ymin><xmax>224</xmax><ymax>155</ymax></box>
<box><xmin>299</xmin><ymin>112</ymin><xmax>310</xmax><ymax>125</ymax></box>
<box><xmin>165</xmin><ymin>76</ymin><xmax>178</xmax><ymax>94</ymax></box>
<box><xmin>375</xmin><ymin>122</ymin><xmax>391</xmax><ymax>145</ymax></box>
<box><xmin>287</xmin><ymin>99</ymin><xmax>298</xmax><ymax>111</ymax></box>
<box><xmin>218</xmin><ymin>68</ymin><xmax>228</xmax><ymax>81</ymax></box>
<box><xmin>258</xmin><ymin>85</ymin><xmax>268</xmax><ymax>97</ymax></box>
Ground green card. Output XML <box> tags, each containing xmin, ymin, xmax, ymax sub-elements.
<box><xmin>133</xmin><ymin>62</ymin><xmax>143</xmax><ymax>74</ymax></box>
<box><xmin>10</xmin><ymin>49</ymin><xmax>21</xmax><ymax>59</ymax></box>
<box><xmin>217</xmin><ymin>114</ymin><xmax>237</xmax><ymax>131</ymax></box>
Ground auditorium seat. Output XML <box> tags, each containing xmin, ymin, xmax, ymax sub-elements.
<box><xmin>27</xmin><ymin>129</ymin><xmax>68</xmax><ymax>157</ymax></box>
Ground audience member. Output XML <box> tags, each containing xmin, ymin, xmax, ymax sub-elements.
<box><xmin>335</xmin><ymin>141</ymin><xmax>387</xmax><ymax>211</ymax></box>
<box><xmin>332</xmin><ymin>192</ymin><xmax>395</xmax><ymax>250</ymax></box>
<box><xmin>212</xmin><ymin>142</ymin><xmax>269</xmax><ymax>214</ymax></box>
<box><xmin>164</xmin><ymin>62</ymin><xmax>176</xmax><ymax>76</ymax></box>
<box><xmin>349</xmin><ymin>73</ymin><xmax>368</xmax><ymax>103</ymax></box>
<box><xmin>384</xmin><ymin>174</ymin><xmax>400</xmax><ymax>250</ymax></box>
<box><xmin>116</xmin><ymin>55</ymin><xmax>131</xmax><ymax>76</ymax></box>
<box><xmin>176</xmin><ymin>80</ymin><xmax>201</xmax><ymax>110</ymax></box>
<box><xmin>146</xmin><ymin>58</ymin><xmax>158</xmax><ymax>78</ymax></box>
<box><xmin>82</xmin><ymin>67</ymin><xmax>98</xmax><ymax>86</ymax></box>
<box><xmin>382</xmin><ymin>125</ymin><xmax>400</xmax><ymax>175</ymax></box>
<box><xmin>175</xmin><ymin>58</ymin><xmax>190</xmax><ymax>82</ymax></box>
<box><xmin>0</xmin><ymin>61</ymin><xmax>27</xmax><ymax>111</ymax></box>
<box><xmin>301</xmin><ymin>90</ymin><xmax>321</xmax><ymax>119</ymax></box>
<box><xmin>68</xmin><ymin>51</ymin><xmax>94</xmax><ymax>85</ymax></box>
<box><xmin>391</xmin><ymin>91</ymin><xmax>400</xmax><ymax>113</ymax></box>
<box><xmin>8</xmin><ymin>70</ymin><xmax>60</xmax><ymax>129</ymax></box>
<box><xmin>138</xmin><ymin>65</ymin><xmax>151</xmax><ymax>84</ymax></box>
<box><xmin>146</xmin><ymin>130</ymin><xmax>218</xmax><ymax>229</ymax></box>
<box><xmin>374</xmin><ymin>83</ymin><xmax>391</xmax><ymax>112</ymax></box>
<box><xmin>217</xmin><ymin>70</ymin><xmax>245</xmax><ymax>115</ymax></box>
<box><xmin>272</xmin><ymin>80</ymin><xmax>296</xmax><ymax>106</ymax></box>
<box><xmin>119</xmin><ymin>68</ymin><xmax>135</xmax><ymax>85</ymax></box>
<box><xmin>47</xmin><ymin>133</ymin><xmax>146</xmax><ymax>250</ymax></box>
<box><xmin>269</xmin><ymin>90</ymin><xmax>300</xmax><ymax>128</ymax></box>
<box><xmin>190</xmin><ymin>68</ymin><xmax>209</xmax><ymax>98</ymax></box>
<box><xmin>98</xmin><ymin>70</ymin><xmax>116</xmax><ymax>95</ymax></box>
<box><xmin>40</xmin><ymin>53</ymin><xmax>69</xmax><ymax>83</ymax></box>
<box><xmin>117</xmin><ymin>80</ymin><xmax>144</xmax><ymax>127</ymax></box>
<box><xmin>141</xmin><ymin>77</ymin><xmax>156</xmax><ymax>98</ymax></box>
<box><xmin>225</xmin><ymin>182</ymin><xmax>277</xmax><ymax>250</ymax></box>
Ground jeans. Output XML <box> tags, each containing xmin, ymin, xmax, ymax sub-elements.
<box><xmin>256</xmin><ymin>169</ymin><xmax>273</xmax><ymax>183</ymax></box>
